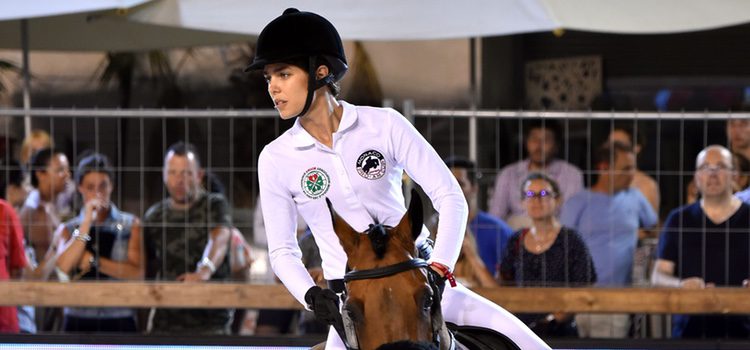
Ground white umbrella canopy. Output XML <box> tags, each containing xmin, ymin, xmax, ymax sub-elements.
<box><xmin>0</xmin><ymin>0</ymin><xmax>147</xmax><ymax>21</ymax></box>
<box><xmin>545</xmin><ymin>0</ymin><xmax>750</xmax><ymax>34</ymax></box>
<box><xmin>0</xmin><ymin>0</ymin><xmax>252</xmax><ymax>51</ymax></box>
<box><xmin>128</xmin><ymin>0</ymin><xmax>556</xmax><ymax>40</ymax></box>
<box><xmin>129</xmin><ymin>0</ymin><xmax>750</xmax><ymax>40</ymax></box>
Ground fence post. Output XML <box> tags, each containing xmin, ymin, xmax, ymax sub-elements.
<box><xmin>469</xmin><ymin>106</ymin><xmax>477</xmax><ymax>162</ymax></box>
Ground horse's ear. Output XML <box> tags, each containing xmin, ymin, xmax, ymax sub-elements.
<box><xmin>326</xmin><ymin>198</ymin><xmax>359</xmax><ymax>254</ymax></box>
<box><xmin>396</xmin><ymin>188</ymin><xmax>423</xmax><ymax>241</ymax></box>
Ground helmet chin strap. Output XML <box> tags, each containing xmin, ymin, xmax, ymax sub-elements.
<box><xmin>294</xmin><ymin>56</ymin><xmax>337</xmax><ymax>118</ymax></box>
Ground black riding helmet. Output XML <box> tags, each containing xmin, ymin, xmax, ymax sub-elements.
<box><xmin>245</xmin><ymin>8</ymin><xmax>348</xmax><ymax>117</ymax></box>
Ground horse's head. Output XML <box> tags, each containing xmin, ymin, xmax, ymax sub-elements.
<box><xmin>326</xmin><ymin>190</ymin><xmax>451</xmax><ymax>350</ymax></box>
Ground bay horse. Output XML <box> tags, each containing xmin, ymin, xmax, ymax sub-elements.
<box><xmin>324</xmin><ymin>190</ymin><xmax>520</xmax><ymax>350</ymax></box>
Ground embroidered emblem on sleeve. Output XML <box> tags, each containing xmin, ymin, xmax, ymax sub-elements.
<box><xmin>356</xmin><ymin>150</ymin><xmax>387</xmax><ymax>180</ymax></box>
<box><xmin>301</xmin><ymin>167</ymin><xmax>331</xmax><ymax>199</ymax></box>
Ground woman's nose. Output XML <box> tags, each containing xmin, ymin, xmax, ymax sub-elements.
<box><xmin>268</xmin><ymin>78</ymin><xmax>279</xmax><ymax>94</ymax></box>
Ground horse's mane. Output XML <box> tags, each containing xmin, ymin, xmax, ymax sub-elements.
<box><xmin>375</xmin><ymin>340</ymin><xmax>438</xmax><ymax>350</ymax></box>
<box><xmin>367</xmin><ymin>223</ymin><xmax>390</xmax><ymax>259</ymax></box>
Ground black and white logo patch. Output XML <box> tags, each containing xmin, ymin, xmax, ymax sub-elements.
<box><xmin>356</xmin><ymin>150</ymin><xmax>386</xmax><ymax>180</ymax></box>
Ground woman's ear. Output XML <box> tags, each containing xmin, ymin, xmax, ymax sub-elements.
<box><xmin>316</xmin><ymin>65</ymin><xmax>330</xmax><ymax>79</ymax></box>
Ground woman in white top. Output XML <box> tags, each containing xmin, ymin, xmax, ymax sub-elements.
<box><xmin>250</xmin><ymin>8</ymin><xmax>549</xmax><ymax>350</ymax></box>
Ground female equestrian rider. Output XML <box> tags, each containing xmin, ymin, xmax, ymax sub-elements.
<box><xmin>251</xmin><ymin>8</ymin><xmax>550</xmax><ymax>350</ymax></box>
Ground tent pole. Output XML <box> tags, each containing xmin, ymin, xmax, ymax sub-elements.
<box><xmin>21</xmin><ymin>19</ymin><xmax>31</xmax><ymax>138</ymax></box>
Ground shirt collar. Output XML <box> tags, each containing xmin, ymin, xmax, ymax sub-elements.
<box><xmin>336</xmin><ymin>101</ymin><xmax>358</xmax><ymax>133</ymax></box>
<box><xmin>291</xmin><ymin>118</ymin><xmax>316</xmax><ymax>148</ymax></box>
<box><xmin>291</xmin><ymin>100</ymin><xmax>358</xmax><ymax>149</ymax></box>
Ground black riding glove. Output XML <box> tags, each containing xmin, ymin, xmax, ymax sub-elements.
<box><xmin>304</xmin><ymin>286</ymin><xmax>341</xmax><ymax>325</ymax></box>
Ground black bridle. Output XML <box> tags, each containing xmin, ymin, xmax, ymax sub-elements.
<box><xmin>340</xmin><ymin>257</ymin><xmax>452</xmax><ymax>350</ymax></box>
<box><xmin>344</xmin><ymin>258</ymin><xmax>429</xmax><ymax>282</ymax></box>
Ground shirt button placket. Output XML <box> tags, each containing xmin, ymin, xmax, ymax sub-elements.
<box><xmin>332</xmin><ymin>153</ymin><xmax>351</xmax><ymax>193</ymax></box>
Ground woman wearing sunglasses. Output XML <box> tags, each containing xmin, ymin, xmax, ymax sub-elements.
<box><xmin>499</xmin><ymin>172</ymin><xmax>596</xmax><ymax>338</ymax></box>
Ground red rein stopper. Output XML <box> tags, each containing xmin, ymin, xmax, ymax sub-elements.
<box><xmin>429</xmin><ymin>262</ymin><xmax>457</xmax><ymax>287</ymax></box>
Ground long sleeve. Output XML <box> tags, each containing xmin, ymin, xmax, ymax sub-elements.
<box><xmin>258</xmin><ymin>150</ymin><xmax>316</xmax><ymax>306</ymax></box>
<box><xmin>388</xmin><ymin>110</ymin><xmax>467</xmax><ymax>270</ymax></box>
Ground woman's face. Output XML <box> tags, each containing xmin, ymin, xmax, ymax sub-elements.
<box><xmin>264</xmin><ymin>63</ymin><xmax>309</xmax><ymax>119</ymax></box>
<box><xmin>78</xmin><ymin>171</ymin><xmax>112</xmax><ymax>209</ymax></box>
<box><xmin>522</xmin><ymin>179</ymin><xmax>559</xmax><ymax>220</ymax></box>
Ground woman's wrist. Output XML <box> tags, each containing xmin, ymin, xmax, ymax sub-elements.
<box><xmin>72</xmin><ymin>229</ymin><xmax>91</xmax><ymax>243</ymax></box>
<box><xmin>196</xmin><ymin>257</ymin><xmax>216</xmax><ymax>280</ymax></box>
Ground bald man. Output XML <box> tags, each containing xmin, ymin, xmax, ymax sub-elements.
<box><xmin>652</xmin><ymin>145</ymin><xmax>750</xmax><ymax>338</ymax></box>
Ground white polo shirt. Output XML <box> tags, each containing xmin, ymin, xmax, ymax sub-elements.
<box><xmin>258</xmin><ymin>101</ymin><xmax>467</xmax><ymax>305</ymax></box>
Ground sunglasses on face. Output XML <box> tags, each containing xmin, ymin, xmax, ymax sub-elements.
<box><xmin>523</xmin><ymin>189</ymin><xmax>556</xmax><ymax>199</ymax></box>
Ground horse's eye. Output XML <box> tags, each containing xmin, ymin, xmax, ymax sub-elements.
<box><xmin>423</xmin><ymin>294</ymin><xmax>433</xmax><ymax>312</ymax></box>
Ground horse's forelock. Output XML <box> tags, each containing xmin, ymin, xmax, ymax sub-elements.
<box><xmin>367</xmin><ymin>223</ymin><xmax>390</xmax><ymax>259</ymax></box>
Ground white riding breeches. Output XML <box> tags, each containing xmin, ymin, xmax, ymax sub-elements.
<box><xmin>324</xmin><ymin>283</ymin><xmax>550</xmax><ymax>349</ymax></box>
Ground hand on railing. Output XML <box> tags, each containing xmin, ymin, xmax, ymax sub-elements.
<box><xmin>680</xmin><ymin>277</ymin><xmax>714</xmax><ymax>289</ymax></box>
<box><xmin>177</xmin><ymin>270</ymin><xmax>211</xmax><ymax>283</ymax></box>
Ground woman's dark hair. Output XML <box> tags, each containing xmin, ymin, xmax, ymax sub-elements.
<box><xmin>75</xmin><ymin>153</ymin><xmax>114</xmax><ymax>185</ymax></box>
<box><xmin>29</xmin><ymin>148</ymin><xmax>55</xmax><ymax>188</ymax></box>
<box><xmin>520</xmin><ymin>172</ymin><xmax>561</xmax><ymax>200</ymax></box>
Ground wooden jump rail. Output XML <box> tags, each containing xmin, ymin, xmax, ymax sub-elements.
<box><xmin>1</xmin><ymin>281</ymin><xmax>749</xmax><ymax>314</ymax></box>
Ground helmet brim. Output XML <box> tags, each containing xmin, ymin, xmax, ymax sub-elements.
<box><xmin>243</xmin><ymin>58</ymin><xmax>269</xmax><ymax>73</ymax></box>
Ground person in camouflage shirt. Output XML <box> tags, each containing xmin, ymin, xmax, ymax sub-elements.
<box><xmin>143</xmin><ymin>142</ymin><xmax>233</xmax><ymax>334</ymax></box>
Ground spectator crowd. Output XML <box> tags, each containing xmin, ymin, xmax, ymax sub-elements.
<box><xmin>1</xmin><ymin>119</ymin><xmax>749</xmax><ymax>340</ymax></box>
